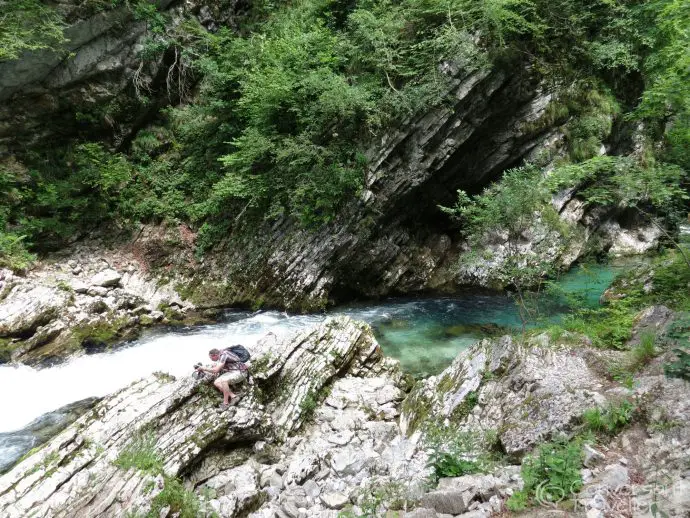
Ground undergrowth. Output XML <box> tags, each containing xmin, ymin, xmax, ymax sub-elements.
<box><xmin>581</xmin><ymin>400</ymin><xmax>636</xmax><ymax>436</ymax></box>
<box><xmin>424</xmin><ymin>427</ymin><xmax>504</xmax><ymax>483</ymax></box>
<box><xmin>114</xmin><ymin>431</ymin><xmax>163</xmax><ymax>474</ymax></box>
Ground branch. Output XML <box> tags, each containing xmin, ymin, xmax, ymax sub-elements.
<box><xmin>385</xmin><ymin>71</ymin><xmax>399</xmax><ymax>93</ymax></box>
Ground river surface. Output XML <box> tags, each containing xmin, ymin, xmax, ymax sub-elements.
<box><xmin>0</xmin><ymin>260</ymin><xmax>635</xmax><ymax>466</ymax></box>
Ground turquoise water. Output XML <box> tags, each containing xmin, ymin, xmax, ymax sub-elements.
<box><xmin>354</xmin><ymin>260</ymin><xmax>641</xmax><ymax>376</ymax></box>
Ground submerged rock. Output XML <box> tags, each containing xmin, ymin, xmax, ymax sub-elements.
<box><xmin>0</xmin><ymin>398</ymin><xmax>99</xmax><ymax>474</ymax></box>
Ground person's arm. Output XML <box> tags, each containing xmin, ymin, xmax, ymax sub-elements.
<box><xmin>197</xmin><ymin>362</ymin><xmax>223</xmax><ymax>374</ymax></box>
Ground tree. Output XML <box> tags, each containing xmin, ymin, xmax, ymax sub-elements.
<box><xmin>441</xmin><ymin>165</ymin><xmax>570</xmax><ymax>330</ymax></box>
<box><xmin>0</xmin><ymin>0</ymin><xmax>66</xmax><ymax>61</ymax></box>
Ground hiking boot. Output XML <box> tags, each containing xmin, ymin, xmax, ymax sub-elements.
<box><xmin>219</xmin><ymin>402</ymin><xmax>230</xmax><ymax>410</ymax></box>
<box><xmin>228</xmin><ymin>394</ymin><xmax>243</xmax><ymax>407</ymax></box>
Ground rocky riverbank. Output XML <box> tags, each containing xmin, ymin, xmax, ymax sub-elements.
<box><xmin>1</xmin><ymin>314</ymin><xmax>687</xmax><ymax>518</ymax></box>
<box><xmin>0</xmin><ymin>225</ymin><xmax>203</xmax><ymax>365</ymax></box>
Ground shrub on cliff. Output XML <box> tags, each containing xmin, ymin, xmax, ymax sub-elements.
<box><xmin>3</xmin><ymin>0</ymin><xmax>688</xmax><ymax>254</ymax></box>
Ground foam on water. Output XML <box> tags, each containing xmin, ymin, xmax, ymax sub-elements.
<box><xmin>0</xmin><ymin>311</ymin><xmax>315</xmax><ymax>433</ymax></box>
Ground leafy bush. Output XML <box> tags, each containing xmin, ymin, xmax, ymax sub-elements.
<box><xmin>147</xmin><ymin>477</ymin><xmax>202</xmax><ymax>518</ymax></box>
<box><xmin>431</xmin><ymin>454</ymin><xmax>482</xmax><ymax>479</ymax></box>
<box><xmin>506</xmin><ymin>438</ymin><xmax>583</xmax><ymax>509</ymax></box>
<box><xmin>424</xmin><ymin>428</ymin><xmax>501</xmax><ymax>483</ymax></box>
<box><xmin>441</xmin><ymin>165</ymin><xmax>570</xmax><ymax>327</ymax></box>
<box><xmin>0</xmin><ymin>232</ymin><xmax>36</xmax><ymax>272</ymax></box>
<box><xmin>547</xmin><ymin>156</ymin><xmax>688</xmax><ymax>216</ymax></box>
<box><xmin>0</xmin><ymin>0</ymin><xmax>66</xmax><ymax>61</ymax></box>
<box><xmin>4</xmin><ymin>143</ymin><xmax>133</xmax><ymax>251</ymax></box>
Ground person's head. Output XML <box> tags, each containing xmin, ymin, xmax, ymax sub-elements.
<box><xmin>209</xmin><ymin>348</ymin><xmax>220</xmax><ymax>361</ymax></box>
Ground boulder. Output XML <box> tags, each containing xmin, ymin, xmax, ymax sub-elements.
<box><xmin>436</xmin><ymin>474</ymin><xmax>507</xmax><ymax>502</ymax></box>
<box><xmin>401</xmin><ymin>334</ymin><xmax>607</xmax><ymax>453</ymax></box>
<box><xmin>90</xmin><ymin>269</ymin><xmax>122</xmax><ymax>287</ymax></box>
<box><xmin>0</xmin><ymin>285</ymin><xmax>68</xmax><ymax>337</ymax></box>
<box><xmin>419</xmin><ymin>490</ymin><xmax>467</xmax><ymax>515</ymax></box>
<box><xmin>320</xmin><ymin>492</ymin><xmax>349</xmax><ymax>509</ymax></box>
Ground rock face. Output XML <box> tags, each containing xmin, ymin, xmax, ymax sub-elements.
<box><xmin>171</xmin><ymin>71</ymin><xmax>660</xmax><ymax>309</ymax></box>
<box><xmin>0</xmin><ymin>1</ymin><xmax>242</xmax><ymax>152</ymax></box>
<box><xmin>0</xmin><ymin>318</ymin><xmax>417</xmax><ymax>517</ymax></box>
<box><xmin>170</xmin><ymin>67</ymin><xmax>561</xmax><ymax>310</ymax></box>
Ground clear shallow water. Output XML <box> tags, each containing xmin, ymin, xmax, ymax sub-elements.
<box><xmin>0</xmin><ymin>261</ymin><xmax>637</xmax><ymax>437</ymax></box>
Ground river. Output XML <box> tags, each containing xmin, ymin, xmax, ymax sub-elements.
<box><xmin>0</xmin><ymin>260</ymin><xmax>634</xmax><ymax>470</ymax></box>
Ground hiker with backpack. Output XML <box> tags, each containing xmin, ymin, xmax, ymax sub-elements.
<box><xmin>195</xmin><ymin>345</ymin><xmax>251</xmax><ymax>410</ymax></box>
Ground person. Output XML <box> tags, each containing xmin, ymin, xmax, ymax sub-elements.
<box><xmin>195</xmin><ymin>348</ymin><xmax>247</xmax><ymax>409</ymax></box>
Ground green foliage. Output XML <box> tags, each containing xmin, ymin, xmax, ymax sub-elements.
<box><xmin>298</xmin><ymin>385</ymin><xmax>332</xmax><ymax>421</ymax></box>
<box><xmin>300</xmin><ymin>393</ymin><xmax>318</xmax><ymax>417</ymax></box>
<box><xmin>581</xmin><ymin>400</ymin><xmax>635</xmax><ymax>436</ymax></box>
<box><xmin>634</xmin><ymin>0</ymin><xmax>690</xmax><ymax>165</ymax></box>
<box><xmin>130</xmin><ymin>0</ymin><xmax>167</xmax><ymax>33</ymax></box>
<box><xmin>0</xmin><ymin>232</ymin><xmax>36</xmax><ymax>272</ymax></box>
<box><xmin>646</xmin><ymin>251</ymin><xmax>690</xmax><ymax>310</ymax></box>
<box><xmin>547</xmin><ymin>156</ymin><xmax>688</xmax><ymax>218</ymax></box>
<box><xmin>146</xmin><ymin>477</ymin><xmax>202</xmax><ymax>518</ymax></box>
<box><xmin>3</xmin><ymin>144</ymin><xmax>133</xmax><ymax>251</ymax></box>
<box><xmin>5</xmin><ymin>0</ymin><xmax>689</xmax><ymax>256</ymax></box>
<box><xmin>432</xmin><ymin>454</ymin><xmax>482</xmax><ymax>479</ymax></box>
<box><xmin>631</xmin><ymin>332</ymin><xmax>657</xmax><ymax>369</ymax></box>
<box><xmin>506</xmin><ymin>438</ymin><xmax>583</xmax><ymax>509</ymax></box>
<box><xmin>562</xmin><ymin>301</ymin><xmax>636</xmax><ymax>349</ymax></box>
<box><xmin>441</xmin><ymin>165</ymin><xmax>570</xmax><ymax>326</ymax></box>
<box><xmin>424</xmin><ymin>427</ymin><xmax>501</xmax><ymax>483</ymax></box>
<box><xmin>114</xmin><ymin>431</ymin><xmax>163</xmax><ymax>474</ymax></box>
<box><xmin>506</xmin><ymin>489</ymin><xmax>529</xmax><ymax>511</ymax></box>
<box><xmin>450</xmin><ymin>391</ymin><xmax>479</xmax><ymax>421</ymax></box>
<box><xmin>0</xmin><ymin>0</ymin><xmax>67</xmax><ymax>61</ymax></box>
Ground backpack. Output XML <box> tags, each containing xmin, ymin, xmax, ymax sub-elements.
<box><xmin>224</xmin><ymin>345</ymin><xmax>251</xmax><ymax>363</ymax></box>
<box><xmin>222</xmin><ymin>345</ymin><xmax>253</xmax><ymax>383</ymax></box>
